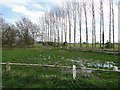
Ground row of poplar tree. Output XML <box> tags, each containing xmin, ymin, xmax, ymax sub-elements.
<box><xmin>1</xmin><ymin>0</ymin><xmax>115</xmax><ymax>49</ymax></box>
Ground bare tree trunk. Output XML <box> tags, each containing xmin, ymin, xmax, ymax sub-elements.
<box><xmin>51</xmin><ymin>14</ymin><xmax>55</xmax><ymax>42</ymax></box>
<box><xmin>57</xmin><ymin>19</ymin><xmax>59</xmax><ymax>46</ymax></box>
<box><xmin>55</xmin><ymin>14</ymin><xmax>57</xmax><ymax>43</ymax></box>
<box><xmin>73</xmin><ymin>3</ymin><xmax>76</xmax><ymax>48</ymax></box>
<box><xmin>63</xmin><ymin>11</ymin><xmax>67</xmax><ymax>45</ymax></box>
<box><xmin>55</xmin><ymin>22</ymin><xmax>57</xmax><ymax>43</ymax></box>
<box><xmin>63</xmin><ymin>3</ymin><xmax>67</xmax><ymax>44</ymax></box>
<box><xmin>92</xmin><ymin>0</ymin><xmax>96</xmax><ymax>48</ymax></box>
<box><xmin>61</xmin><ymin>17</ymin><xmax>63</xmax><ymax>43</ymax></box>
<box><xmin>45</xmin><ymin>14</ymin><xmax>49</xmax><ymax>42</ymax></box>
<box><xmin>47</xmin><ymin>23</ymin><xmax>49</xmax><ymax>42</ymax></box>
<box><xmin>68</xmin><ymin>11</ymin><xmax>71</xmax><ymax>48</ymax></box>
<box><xmin>79</xmin><ymin>11</ymin><xmax>82</xmax><ymax>48</ymax></box>
<box><xmin>78</xmin><ymin>3</ymin><xmax>82</xmax><ymax>48</ymax></box>
<box><xmin>112</xmin><ymin>0</ymin><xmax>114</xmax><ymax>49</ymax></box>
<box><xmin>101</xmin><ymin>0</ymin><xmax>104</xmax><ymax>48</ymax></box>
<box><xmin>78</xmin><ymin>4</ymin><xmax>82</xmax><ymax>47</ymax></box>
<box><xmin>49</xmin><ymin>13</ymin><xmax>52</xmax><ymax>42</ymax></box>
<box><xmin>52</xmin><ymin>13</ymin><xmax>56</xmax><ymax>43</ymax></box>
<box><xmin>109</xmin><ymin>0</ymin><xmax>112</xmax><ymax>44</ymax></box>
<box><xmin>83</xmin><ymin>3</ymin><xmax>88</xmax><ymax>48</ymax></box>
<box><xmin>100</xmin><ymin>1</ymin><xmax>102</xmax><ymax>48</ymax></box>
<box><xmin>100</xmin><ymin>0</ymin><xmax>104</xmax><ymax>49</ymax></box>
<box><xmin>65</xmin><ymin>14</ymin><xmax>67</xmax><ymax>43</ymax></box>
<box><xmin>58</xmin><ymin>15</ymin><xmax>61</xmax><ymax>46</ymax></box>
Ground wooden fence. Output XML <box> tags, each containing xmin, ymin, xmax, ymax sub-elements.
<box><xmin>1</xmin><ymin>62</ymin><xmax>120</xmax><ymax>73</ymax></box>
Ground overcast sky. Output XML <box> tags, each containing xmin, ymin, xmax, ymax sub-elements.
<box><xmin>0</xmin><ymin>0</ymin><xmax>119</xmax><ymax>43</ymax></box>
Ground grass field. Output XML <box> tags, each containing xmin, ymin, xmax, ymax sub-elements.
<box><xmin>2</xmin><ymin>65</ymin><xmax>120</xmax><ymax>88</ymax></box>
<box><xmin>2</xmin><ymin>45</ymin><xmax>120</xmax><ymax>88</ymax></box>
<box><xmin>67</xmin><ymin>43</ymin><xmax>119</xmax><ymax>51</ymax></box>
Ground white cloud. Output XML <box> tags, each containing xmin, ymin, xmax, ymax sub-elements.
<box><xmin>12</xmin><ymin>6</ymin><xmax>27</xmax><ymax>13</ymax></box>
<box><xmin>1</xmin><ymin>0</ymin><xmax>29</xmax><ymax>8</ymax></box>
<box><xmin>11</xmin><ymin>5</ymin><xmax>45</xmax><ymax>23</ymax></box>
<box><xmin>1</xmin><ymin>0</ymin><xmax>46</xmax><ymax>23</ymax></box>
<box><xmin>32</xmin><ymin>3</ymin><xmax>44</xmax><ymax>10</ymax></box>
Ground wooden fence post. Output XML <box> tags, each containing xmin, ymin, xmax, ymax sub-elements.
<box><xmin>73</xmin><ymin>65</ymin><xmax>76</xmax><ymax>80</ymax></box>
<box><xmin>6</xmin><ymin>62</ymin><xmax>10</xmax><ymax>72</ymax></box>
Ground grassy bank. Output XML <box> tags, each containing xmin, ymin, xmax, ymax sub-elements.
<box><xmin>2</xmin><ymin>45</ymin><xmax>120</xmax><ymax>88</ymax></box>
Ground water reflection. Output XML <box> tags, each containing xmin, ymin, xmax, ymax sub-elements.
<box><xmin>68</xmin><ymin>59</ymin><xmax>118</xmax><ymax>70</ymax></box>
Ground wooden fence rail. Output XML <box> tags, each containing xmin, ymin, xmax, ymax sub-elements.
<box><xmin>0</xmin><ymin>62</ymin><xmax>120</xmax><ymax>73</ymax></box>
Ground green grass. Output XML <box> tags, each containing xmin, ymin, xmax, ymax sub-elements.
<box><xmin>2</xmin><ymin>65</ymin><xmax>120</xmax><ymax>88</ymax></box>
<box><xmin>2</xmin><ymin>45</ymin><xmax>120</xmax><ymax>66</ymax></box>
<box><xmin>2</xmin><ymin>45</ymin><xmax>120</xmax><ymax>88</ymax></box>
<box><xmin>68</xmin><ymin>43</ymin><xmax>119</xmax><ymax>51</ymax></box>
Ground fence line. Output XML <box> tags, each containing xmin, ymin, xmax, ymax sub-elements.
<box><xmin>1</xmin><ymin>62</ymin><xmax>120</xmax><ymax>72</ymax></box>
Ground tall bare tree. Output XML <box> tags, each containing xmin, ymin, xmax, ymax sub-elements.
<box><xmin>2</xmin><ymin>23</ymin><xmax>16</xmax><ymax>48</ymax></box>
<box><xmin>109</xmin><ymin>0</ymin><xmax>112</xmax><ymax>44</ymax></box>
<box><xmin>83</xmin><ymin>3</ymin><xmax>88</xmax><ymax>48</ymax></box>
<box><xmin>16</xmin><ymin>17</ymin><xmax>36</xmax><ymax>47</ymax></box>
<box><xmin>112</xmin><ymin>0</ymin><xmax>115</xmax><ymax>49</ymax></box>
<box><xmin>66</xmin><ymin>2</ymin><xmax>72</xmax><ymax>48</ymax></box>
<box><xmin>78</xmin><ymin>2</ymin><xmax>82</xmax><ymax>48</ymax></box>
<box><xmin>44</xmin><ymin>13</ymin><xmax>49</xmax><ymax>42</ymax></box>
<box><xmin>64</xmin><ymin>3</ymin><xmax>68</xmax><ymax>44</ymax></box>
<box><xmin>73</xmin><ymin>2</ymin><xmax>77</xmax><ymax>48</ymax></box>
<box><xmin>92</xmin><ymin>0</ymin><xmax>96</xmax><ymax>48</ymax></box>
<box><xmin>100</xmin><ymin>0</ymin><xmax>104</xmax><ymax>48</ymax></box>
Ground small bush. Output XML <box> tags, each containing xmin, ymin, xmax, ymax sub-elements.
<box><xmin>63</xmin><ymin>42</ymin><xmax>67</xmax><ymax>46</ymax></box>
<box><xmin>105</xmin><ymin>41</ymin><xmax>113</xmax><ymax>49</ymax></box>
<box><xmin>42</xmin><ymin>42</ymin><xmax>54</xmax><ymax>46</ymax></box>
<box><xmin>83</xmin><ymin>42</ymin><xmax>86</xmax><ymax>44</ymax></box>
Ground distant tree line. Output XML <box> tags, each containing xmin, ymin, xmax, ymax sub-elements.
<box><xmin>1</xmin><ymin>0</ymin><xmax>115</xmax><ymax>49</ymax></box>
<box><xmin>1</xmin><ymin>17</ymin><xmax>40</xmax><ymax>48</ymax></box>
<box><xmin>38</xmin><ymin>0</ymin><xmax>115</xmax><ymax>49</ymax></box>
